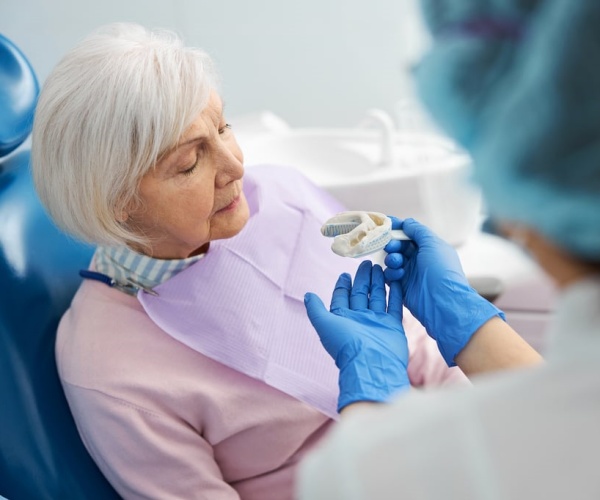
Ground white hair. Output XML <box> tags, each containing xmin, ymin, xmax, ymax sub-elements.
<box><xmin>31</xmin><ymin>22</ymin><xmax>217</xmax><ymax>248</ymax></box>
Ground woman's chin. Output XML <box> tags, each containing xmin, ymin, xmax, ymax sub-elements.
<box><xmin>212</xmin><ymin>196</ymin><xmax>251</xmax><ymax>242</ymax></box>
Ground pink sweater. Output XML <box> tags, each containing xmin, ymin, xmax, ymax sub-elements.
<box><xmin>57</xmin><ymin>279</ymin><xmax>466</xmax><ymax>499</ymax></box>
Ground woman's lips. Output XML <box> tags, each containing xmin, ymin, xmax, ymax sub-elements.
<box><xmin>217</xmin><ymin>195</ymin><xmax>241</xmax><ymax>213</ymax></box>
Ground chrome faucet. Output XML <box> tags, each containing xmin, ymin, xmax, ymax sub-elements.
<box><xmin>359</xmin><ymin>108</ymin><xmax>396</xmax><ymax>167</ymax></box>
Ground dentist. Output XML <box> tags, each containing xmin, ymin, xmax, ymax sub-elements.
<box><xmin>299</xmin><ymin>0</ymin><xmax>600</xmax><ymax>498</ymax></box>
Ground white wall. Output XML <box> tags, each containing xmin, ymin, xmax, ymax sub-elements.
<box><xmin>0</xmin><ymin>0</ymin><xmax>429</xmax><ymax>127</ymax></box>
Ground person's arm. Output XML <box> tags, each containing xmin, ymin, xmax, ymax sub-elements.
<box><xmin>64</xmin><ymin>383</ymin><xmax>241</xmax><ymax>499</ymax></box>
<box><xmin>454</xmin><ymin>316</ymin><xmax>542</xmax><ymax>376</ymax></box>
<box><xmin>338</xmin><ymin>401</ymin><xmax>381</xmax><ymax>416</ymax></box>
<box><xmin>339</xmin><ymin>317</ymin><xmax>542</xmax><ymax>416</ymax></box>
<box><xmin>305</xmin><ymin>218</ymin><xmax>542</xmax><ymax>415</ymax></box>
<box><xmin>403</xmin><ymin>308</ymin><xmax>470</xmax><ymax>387</ymax></box>
<box><xmin>384</xmin><ymin>217</ymin><xmax>540</xmax><ymax>370</ymax></box>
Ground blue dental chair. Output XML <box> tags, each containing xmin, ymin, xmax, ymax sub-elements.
<box><xmin>0</xmin><ymin>34</ymin><xmax>120</xmax><ymax>499</ymax></box>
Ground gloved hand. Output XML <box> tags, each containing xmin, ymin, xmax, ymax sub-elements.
<box><xmin>304</xmin><ymin>261</ymin><xmax>410</xmax><ymax>412</ymax></box>
<box><xmin>384</xmin><ymin>217</ymin><xmax>505</xmax><ymax>366</ymax></box>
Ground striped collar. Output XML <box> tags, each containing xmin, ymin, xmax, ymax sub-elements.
<box><xmin>92</xmin><ymin>245</ymin><xmax>205</xmax><ymax>296</ymax></box>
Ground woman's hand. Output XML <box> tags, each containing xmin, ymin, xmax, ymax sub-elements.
<box><xmin>384</xmin><ymin>217</ymin><xmax>505</xmax><ymax>366</ymax></box>
<box><xmin>304</xmin><ymin>261</ymin><xmax>410</xmax><ymax>412</ymax></box>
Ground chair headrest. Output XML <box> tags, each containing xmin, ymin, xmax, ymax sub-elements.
<box><xmin>0</xmin><ymin>33</ymin><xmax>39</xmax><ymax>157</ymax></box>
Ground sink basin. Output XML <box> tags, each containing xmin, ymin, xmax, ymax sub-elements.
<box><xmin>242</xmin><ymin>131</ymin><xmax>376</xmax><ymax>184</ymax></box>
<box><xmin>236</xmin><ymin>127</ymin><xmax>481</xmax><ymax>246</ymax></box>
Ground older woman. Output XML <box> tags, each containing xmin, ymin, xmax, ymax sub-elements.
<box><xmin>31</xmin><ymin>23</ymin><xmax>465</xmax><ymax>499</ymax></box>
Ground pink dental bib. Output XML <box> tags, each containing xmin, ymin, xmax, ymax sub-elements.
<box><xmin>138</xmin><ymin>165</ymin><xmax>360</xmax><ymax>419</ymax></box>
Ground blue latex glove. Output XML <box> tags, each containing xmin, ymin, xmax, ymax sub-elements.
<box><xmin>384</xmin><ymin>217</ymin><xmax>505</xmax><ymax>366</ymax></box>
<box><xmin>304</xmin><ymin>261</ymin><xmax>410</xmax><ymax>412</ymax></box>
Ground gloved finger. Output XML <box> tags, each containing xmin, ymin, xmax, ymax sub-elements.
<box><xmin>384</xmin><ymin>238</ymin><xmax>414</xmax><ymax>255</ymax></box>
<box><xmin>401</xmin><ymin>218</ymin><xmax>439</xmax><ymax>245</ymax></box>
<box><xmin>384</xmin><ymin>266</ymin><xmax>404</xmax><ymax>283</ymax></box>
<box><xmin>304</xmin><ymin>292</ymin><xmax>331</xmax><ymax>328</ymax></box>
<box><xmin>387</xmin><ymin>280</ymin><xmax>404</xmax><ymax>321</ymax></box>
<box><xmin>350</xmin><ymin>260</ymin><xmax>372</xmax><ymax>310</ymax></box>
<box><xmin>384</xmin><ymin>252</ymin><xmax>403</xmax><ymax>269</ymax></box>
<box><xmin>387</xmin><ymin>215</ymin><xmax>403</xmax><ymax>230</ymax></box>
<box><xmin>383</xmin><ymin>238</ymin><xmax>401</xmax><ymax>253</ymax></box>
<box><xmin>330</xmin><ymin>273</ymin><xmax>352</xmax><ymax>312</ymax></box>
<box><xmin>401</xmin><ymin>240</ymin><xmax>418</xmax><ymax>260</ymax></box>
<box><xmin>369</xmin><ymin>264</ymin><xmax>387</xmax><ymax>313</ymax></box>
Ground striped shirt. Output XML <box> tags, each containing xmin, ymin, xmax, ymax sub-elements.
<box><xmin>92</xmin><ymin>245</ymin><xmax>205</xmax><ymax>295</ymax></box>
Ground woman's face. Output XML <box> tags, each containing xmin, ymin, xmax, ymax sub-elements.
<box><xmin>127</xmin><ymin>92</ymin><xmax>250</xmax><ymax>259</ymax></box>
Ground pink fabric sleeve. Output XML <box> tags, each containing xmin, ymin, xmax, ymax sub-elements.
<box><xmin>403</xmin><ymin>308</ymin><xmax>469</xmax><ymax>388</ymax></box>
<box><xmin>63</xmin><ymin>383</ymin><xmax>241</xmax><ymax>500</ymax></box>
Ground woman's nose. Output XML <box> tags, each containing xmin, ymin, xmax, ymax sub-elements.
<box><xmin>215</xmin><ymin>137</ymin><xmax>244</xmax><ymax>186</ymax></box>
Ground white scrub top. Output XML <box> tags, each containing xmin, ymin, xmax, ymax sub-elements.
<box><xmin>298</xmin><ymin>277</ymin><xmax>600</xmax><ymax>500</ymax></box>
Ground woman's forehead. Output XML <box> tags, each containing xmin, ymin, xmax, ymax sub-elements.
<box><xmin>179</xmin><ymin>92</ymin><xmax>223</xmax><ymax>141</ymax></box>
<box><xmin>155</xmin><ymin>92</ymin><xmax>223</xmax><ymax>167</ymax></box>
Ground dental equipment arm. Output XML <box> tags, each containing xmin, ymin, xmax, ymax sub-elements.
<box><xmin>304</xmin><ymin>261</ymin><xmax>410</xmax><ymax>412</ymax></box>
<box><xmin>384</xmin><ymin>217</ymin><xmax>542</xmax><ymax>370</ymax></box>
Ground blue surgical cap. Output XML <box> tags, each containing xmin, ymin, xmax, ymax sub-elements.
<box><xmin>416</xmin><ymin>0</ymin><xmax>600</xmax><ymax>260</ymax></box>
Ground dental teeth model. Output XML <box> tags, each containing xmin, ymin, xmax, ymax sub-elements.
<box><xmin>321</xmin><ymin>211</ymin><xmax>410</xmax><ymax>258</ymax></box>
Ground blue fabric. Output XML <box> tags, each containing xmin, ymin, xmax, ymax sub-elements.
<box><xmin>0</xmin><ymin>32</ymin><xmax>120</xmax><ymax>499</ymax></box>
<box><xmin>0</xmin><ymin>151</ymin><xmax>121</xmax><ymax>500</ymax></box>
<box><xmin>416</xmin><ymin>0</ymin><xmax>600</xmax><ymax>259</ymax></box>
<box><xmin>0</xmin><ymin>34</ymin><xmax>38</xmax><ymax>156</ymax></box>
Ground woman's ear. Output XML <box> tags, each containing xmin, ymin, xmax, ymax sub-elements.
<box><xmin>116</xmin><ymin>211</ymin><xmax>129</xmax><ymax>223</ymax></box>
<box><xmin>116</xmin><ymin>195</ymin><xmax>138</xmax><ymax>223</ymax></box>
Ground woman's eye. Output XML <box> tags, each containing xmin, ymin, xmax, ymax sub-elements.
<box><xmin>181</xmin><ymin>160</ymin><xmax>198</xmax><ymax>176</ymax></box>
<box><xmin>218</xmin><ymin>123</ymin><xmax>232</xmax><ymax>134</ymax></box>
